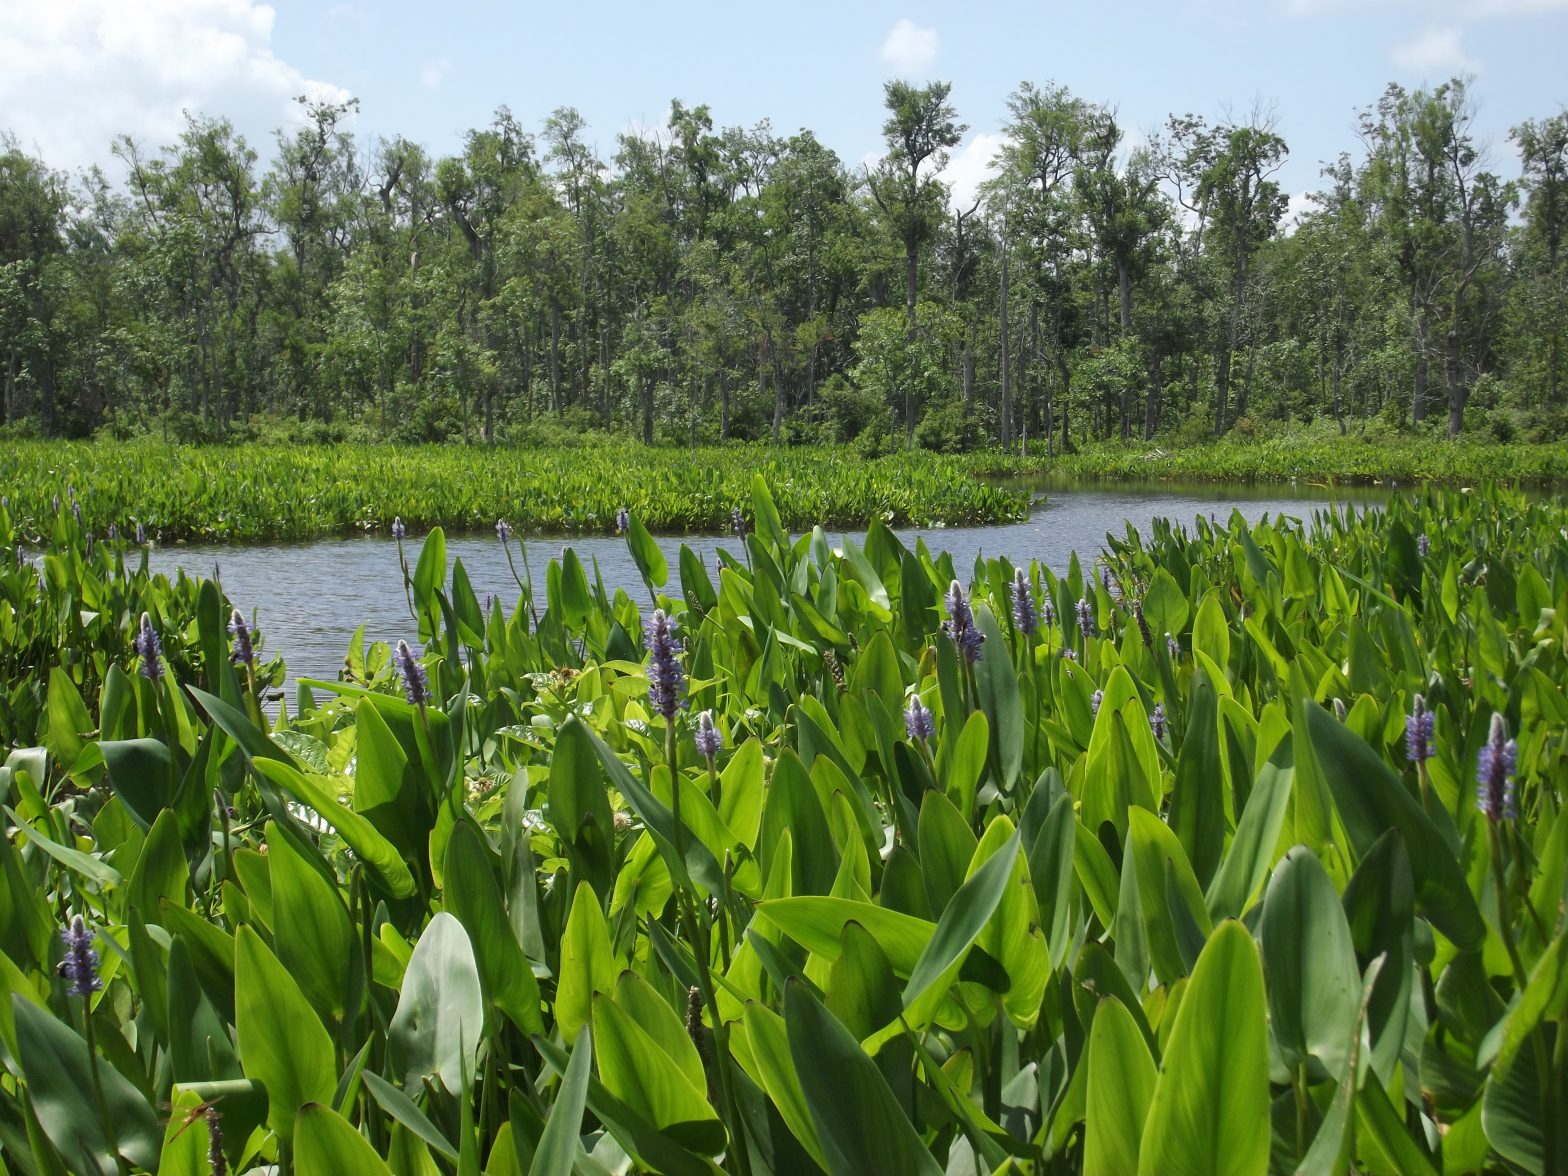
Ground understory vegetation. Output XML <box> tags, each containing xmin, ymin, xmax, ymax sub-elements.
<box><xmin>1</xmin><ymin>476</ymin><xmax>1566</xmax><ymax>1173</ymax></box>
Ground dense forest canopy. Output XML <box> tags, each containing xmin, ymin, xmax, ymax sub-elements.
<box><xmin>2</xmin><ymin>77</ymin><xmax>1564</xmax><ymax>449</ymax></box>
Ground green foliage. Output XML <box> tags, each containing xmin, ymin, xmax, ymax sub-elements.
<box><xmin>0</xmin><ymin>439</ymin><xmax>1035</xmax><ymax>542</ymax></box>
<box><xmin>1</xmin><ymin>480</ymin><xmax>1567</xmax><ymax>1172</ymax></box>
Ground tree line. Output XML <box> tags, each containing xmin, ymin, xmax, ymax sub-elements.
<box><xmin>1</xmin><ymin>77</ymin><xmax>1564</xmax><ymax>449</ymax></box>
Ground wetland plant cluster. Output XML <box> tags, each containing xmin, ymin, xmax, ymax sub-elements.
<box><xmin>0</xmin><ymin>477</ymin><xmax>1565</xmax><ymax>1174</ymax></box>
<box><xmin>0</xmin><ymin>441</ymin><xmax>1035</xmax><ymax>544</ymax></box>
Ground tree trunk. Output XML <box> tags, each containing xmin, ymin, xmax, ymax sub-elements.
<box><xmin>998</xmin><ymin>248</ymin><xmax>1010</xmax><ymax>448</ymax></box>
<box><xmin>549</xmin><ymin>301</ymin><xmax>562</xmax><ymax>414</ymax></box>
<box><xmin>904</xmin><ymin>241</ymin><xmax>918</xmax><ymax>444</ymax></box>
<box><xmin>641</xmin><ymin>376</ymin><xmax>654</xmax><ymax>444</ymax></box>
<box><xmin>1412</xmin><ymin>308</ymin><xmax>1431</xmax><ymax>424</ymax></box>
<box><xmin>1144</xmin><ymin>355</ymin><xmax>1162</xmax><ymax>440</ymax></box>
<box><xmin>1444</xmin><ymin>328</ymin><xmax>1467</xmax><ymax>437</ymax></box>
<box><xmin>719</xmin><ymin>370</ymin><xmax>730</xmax><ymax>441</ymax></box>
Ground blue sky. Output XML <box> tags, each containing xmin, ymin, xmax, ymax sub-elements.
<box><xmin>3</xmin><ymin>0</ymin><xmax>1565</xmax><ymax>210</ymax></box>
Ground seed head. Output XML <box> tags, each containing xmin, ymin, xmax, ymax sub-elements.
<box><xmin>206</xmin><ymin>1106</ymin><xmax>227</xmax><ymax>1176</ymax></box>
<box><xmin>1476</xmin><ymin>713</ymin><xmax>1518</xmax><ymax>822</ymax></box>
<box><xmin>904</xmin><ymin>694</ymin><xmax>934</xmax><ymax>741</ymax></box>
<box><xmin>135</xmin><ymin>521</ymin><xmax>146</xmax><ymax>546</ymax></box>
<box><xmin>1133</xmin><ymin>599</ymin><xmax>1154</xmax><ymax>648</ymax></box>
<box><xmin>133</xmin><ymin>613</ymin><xmax>163</xmax><ymax>681</ymax></box>
<box><xmin>1041</xmin><ymin>593</ymin><xmax>1055</xmax><ymax>627</ymax></box>
<box><xmin>60</xmin><ymin>915</ymin><xmax>102</xmax><ymax>998</ymax></box>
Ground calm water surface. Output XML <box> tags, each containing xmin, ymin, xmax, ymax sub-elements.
<box><xmin>150</xmin><ymin>481</ymin><xmax>1384</xmax><ymax>687</ymax></box>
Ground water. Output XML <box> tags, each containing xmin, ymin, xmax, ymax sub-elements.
<box><xmin>149</xmin><ymin>481</ymin><xmax>1383</xmax><ymax>687</ymax></box>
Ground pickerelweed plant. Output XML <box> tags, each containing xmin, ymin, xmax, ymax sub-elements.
<box><xmin>0</xmin><ymin>477</ymin><xmax>1565</xmax><ymax>1175</ymax></box>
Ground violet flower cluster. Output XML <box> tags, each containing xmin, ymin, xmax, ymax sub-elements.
<box><xmin>134</xmin><ymin>612</ymin><xmax>163</xmax><ymax>682</ymax></box>
<box><xmin>904</xmin><ymin>695</ymin><xmax>934</xmax><ymax>741</ymax></box>
<box><xmin>1476</xmin><ymin>713</ymin><xmax>1518</xmax><ymax>822</ymax></box>
<box><xmin>1011</xmin><ymin>568</ymin><xmax>1037</xmax><ymax>633</ymax></box>
<box><xmin>943</xmin><ymin>580</ymin><xmax>985</xmax><ymax>663</ymax></box>
<box><xmin>396</xmin><ymin>640</ymin><xmax>430</xmax><ymax>707</ymax></box>
<box><xmin>645</xmin><ymin>609</ymin><xmax>686</xmax><ymax>719</ymax></box>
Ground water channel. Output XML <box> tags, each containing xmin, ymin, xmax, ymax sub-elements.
<box><xmin>148</xmin><ymin>479</ymin><xmax>1386</xmax><ymax>687</ymax></box>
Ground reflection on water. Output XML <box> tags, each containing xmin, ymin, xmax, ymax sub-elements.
<box><xmin>150</xmin><ymin>480</ymin><xmax>1385</xmax><ymax>687</ymax></box>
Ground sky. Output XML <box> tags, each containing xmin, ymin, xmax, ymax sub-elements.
<box><xmin>3</xmin><ymin>0</ymin><xmax>1565</xmax><ymax>216</ymax></box>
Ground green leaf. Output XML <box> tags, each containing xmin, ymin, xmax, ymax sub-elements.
<box><xmin>251</xmin><ymin>758</ymin><xmax>416</xmax><ymax>898</ymax></box>
<box><xmin>295</xmin><ymin>1102</ymin><xmax>394</xmax><ymax>1176</ymax></box>
<box><xmin>784</xmin><ymin>980</ymin><xmax>943</xmax><ymax>1176</ymax></box>
<box><xmin>1303</xmin><ymin>701</ymin><xmax>1483</xmax><ymax>950</ymax></box>
<box><xmin>389</xmin><ymin>912</ymin><xmax>484</xmax><ymax>1095</ymax></box>
<box><xmin>592</xmin><ymin>994</ymin><xmax>724</xmax><ymax>1154</ymax></box>
<box><xmin>444</xmin><ymin>820</ymin><xmax>543</xmax><ymax>1033</ymax></box>
<box><xmin>1085</xmin><ymin>996</ymin><xmax>1158</xmax><ymax>1176</ymax></box>
<box><xmin>11</xmin><ymin>994</ymin><xmax>162</xmax><ymax>1175</ymax></box>
<box><xmin>234</xmin><ymin>924</ymin><xmax>336</xmax><ymax>1139</ymax></box>
<box><xmin>974</xmin><ymin>604</ymin><xmax>1023</xmax><ymax>792</ymax></box>
<box><xmin>528</xmin><ymin>1027</ymin><xmax>593</xmax><ymax>1176</ymax></box>
<box><xmin>556</xmin><ymin>882</ymin><xmax>619</xmax><ymax>1043</ymax></box>
<box><xmin>1261</xmin><ymin>847</ymin><xmax>1361</xmax><ymax>1079</ymax></box>
<box><xmin>99</xmin><ymin>737</ymin><xmax>175</xmax><ymax>830</ymax></box>
<box><xmin>741</xmin><ymin>1003</ymin><xmax>830</xmax><ymax>1171</ymax></box>
<box><xmin>755</xmin><ymin>897</ymin><xmax>934</xmax><ymax>975</ymax></box>
<box><xmin>125</xmin><ymin>806</ymin><xmax>189</xmax><ymax>925</ymax></box>
<box><xmin>626</xmin><ymin>513</ymin><xmax>668</xmax><ymax>589</ymax></box>
<box><xmin>1138</xmin><ymin>920</ymin><xmax>1270</xmax><ymax>1176</ymax></box>
<box><xmin>267</xmin><ymin>819</ymin><xmax>356</xmax><ymax>1022</ymax></box>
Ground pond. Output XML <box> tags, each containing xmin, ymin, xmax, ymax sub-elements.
<box><xmin>149</xmin><ymin>480</ymin><xmax>1385</xmax><ymax>688</ymax></box>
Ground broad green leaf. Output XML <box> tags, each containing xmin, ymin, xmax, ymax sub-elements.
<box><xmin>444</xmin><ymin>819</ymin><xmax>543</xmax><ymax>1033</ymax></box>
<box><xmin>556</xmin><ymin>882</ymin><xmax>619</xmax><ymax>1043</ymax></box>
<box><xmin>1085</xmin><ymin>996</ymin><xmax>1158</xmax><ymax>1176</ymax></box>
<box><xmin>1261</xmin><ymin>847</ymin><xmax>1361</xmax><ymax>1079</ymax></box>
<box><xmin>12</xmin><ymin>994</ymin><xmax>162</xmax><ymax>1176</ymax></box>
<box><xmin>592</xmin><ymin>994</ymin><xmax>724</xmax><ymax>1154</ymax></box>
<box><xmin>1138</xmin><ymin>920</ymin><xmax>1270</xmax><ymax>1176</ymax></box>
<box><xmin>295</xmin><ymin>1102</ymin><xmax>394</xmax><ymax>1176</ymax></box>
<box><xmin>235</xmin><ymin>924</ymin><xmax>335</xmax><ymax>1138</ymax></box>
<box><xmin>388</xmin><ymin>912</ymin><xmax>484</xmax><ymax>1095</ymax></box>
<box><xmin>784</xmin><ymin>980</ymin><xmax>943</xmax><ymax>1176</ymax></box>
<box><xmin>266</xmin><ymin>819</ymin><xmax>355</xmax><ymax>1022</ymax></box>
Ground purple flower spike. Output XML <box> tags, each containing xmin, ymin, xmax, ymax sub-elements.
<box><xmin>496</xmin><ymin>518</ymin><xmax>511</xmax><ymax>544</ymax></box>
<box><xmin>60</xmin><ymin>915</ymin><xmax>102</xmax><ymax>998</ymax></box>
<box><xmin>229</xmin><ymin>609</ymin><xmax>254</xmax><ymax>669</ymax></box>
<box><xmin>1151</xmin><ymin>703</ymin><xmax>1167</xmax><ymax>739</ymax></box>
<box><xmin>1476</xmin><ymin>713</ymin><xmax>1518</xmax><ymax>822</ymax></box>
<box><xmin>1090</xmin><ymin>689</ymin><xmax>1103</xmax><ymax>717</ymax></box>
<box><xmin>1166</xmin><ymin>632</ymin><xmax>1180</xmax><ymax>660</ymax></box>
<box><xmin>904</xmin><ymin>695</ymin><xmax>934</xmax><ymax>741</ymax></box>
<box><xmin>695</xmin><ymin>710</ymin><xmax>723</xmax><ymax>762</ymax></box>
<box><xmin>1076</xmin><ymin>597</ymin><xmax>1095</xmax><ymax>636</ymax></box>
<box><xmin>942</xmin><ymin>580</ymin><xmax>985</xmax><ymax>664</ymax></box>
<box><xmin>1417</xmin><ymin>533</ymin><xmax>1430</xmax><ymax>558</ymax></box>
<box><xmin>615</xmin><ymin>507</ymin><xmax>630</xmax><ymax>535</ymax></box>
<box><xmin>133</xmin><ymin>612</ymin><xmax>163</xmax><ymax>681</ymax></box>
<box><xmin>644</xmin><ymin>609</ymin><xmax>686</xmax><ymax>719</ymax></box>
<box><xmin>135</xmin><ymin>521</ymin><xmax>146</xmax><ymax>546</ymax></box>
<box><xmin>1011</xmin><ymin>568</ymin><xmax>1037</xmax><ymax>634</ymax></box>
<box><xmin>1405</xmin><ymin>694</ymin><xmax>1435</xmax><ymax>764</ymax></box>
<box><xmin>396</xmin><ymin>640</ymin><xmax>430</xmax><ymax>707</ymax></box>
<box><xmin>731</xmin><ymin>508</ymin><xmax>747</xmax><ymax>537</ymax></box>
<box><xmin>390</xmin><ymin>517</ymin><xmax>406</xmax><ymax>541</ymax></box>
<box><xmin>1041</xmin><ymin>594</ymin><xmax>1056</xmax><ymax>627</ymax></box>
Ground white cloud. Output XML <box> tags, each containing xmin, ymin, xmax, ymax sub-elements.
<box><xmin>1464</xmin><ymin>0</ymin><xmax>1568</xmax><ymax>12</ymax></box>
<box><xmin>1391</xmin><ymin>25</ymin><xmax>1479</xmax><ymax>73</ymax></box>
<box><xmin>1282</xmin><ymin>190</ymin><xmax>1316</xmax><ymax>234</ymax></box>
<box><xmin>942</xmin><ymin>132</ymin><xmax>1004</xmax><ymax>211</ymax></box>
<box><xmin>419</xmin><ymin>58</ymin><xmax>451</xmax><ymax>91</ymax></box>
<box><xmin>0</xmin><ymin>0</ymin><xmax>350</xmax><ymax>172</ymax></box>
<box><xmin>878</xmin><ymin>19</ymin><xmax>939</xmax><ymax>74</ymax></box>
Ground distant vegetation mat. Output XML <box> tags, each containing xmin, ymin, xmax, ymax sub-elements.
<box><xmin>0</xmin><ymin>441</ymin><xmax>1040</xmax><ymax>542</ymax></box>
